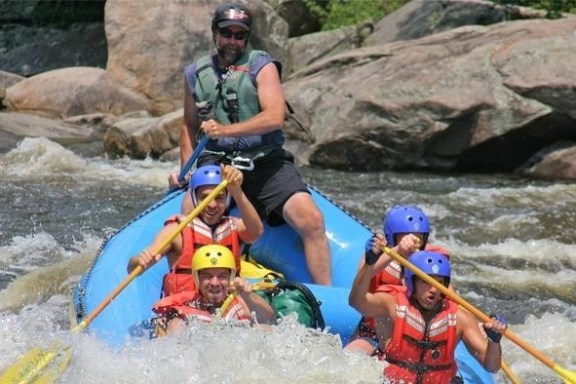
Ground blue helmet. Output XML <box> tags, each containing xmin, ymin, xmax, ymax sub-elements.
<box><xmin>383</xmin><ymin>205</ymin><xmax>430</xmax><ymax>249</ymax></box>
<box><xmin>189</xmin><ymin>165</ymin><xmax>230</xmax><ymax>208</ymax></box>
<box><xmin>404</xmin><ymin>251</ymin><xmax>451</xmax><ymax>298</ymax></box>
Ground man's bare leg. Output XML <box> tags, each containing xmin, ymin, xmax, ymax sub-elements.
<box><xmin>283</xmin><ymin>192</ymin><xmax>332</xmax><ymax>285</ymax></box>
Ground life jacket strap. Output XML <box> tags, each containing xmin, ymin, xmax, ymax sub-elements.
<box><xmin>385</xmin><ymin>356</ymin><xmax>454</xmax><ymax>374</ymax></box>
<box><xmin>173</xmin><ymin>268</ymin><xmax>192</xmax><ymax>275</ymax></box>
<box><xmin>204</xmin><ymin>145</ymin><xmax>281</xmax><ymax>170</ymax></box>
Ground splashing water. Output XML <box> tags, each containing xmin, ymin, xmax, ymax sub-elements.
<box><xmin>0</xmin><ymin>138</ymin><xmax>575</xmax><ymax>383</ymax></box>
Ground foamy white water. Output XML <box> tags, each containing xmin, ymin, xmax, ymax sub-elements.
<box><xmin>0</xmin><ymin>137</ymin><xmax>177</xmax><ymax>188</ymax></box>
<box><xmin>1</xmin><ymin>137</ymin><xmax>575</xmax><ymax>383</ymax></box>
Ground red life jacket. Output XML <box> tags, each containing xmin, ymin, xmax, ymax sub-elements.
<box><xmin>371</xmin><ymin>262</ymin><xmax>402</xmax><ymax>290</ymax></box>
<box><xmin>371</xmin><ymin>245</ymin><xmax>451</xmax><ymax>291</ymax></box>
<box><xmin>152</xmin><ymin>290</ymin><xmax>250</xmax><ymax>322</ymax></box>
<box><xmin>162</xmin><ymin>215</ymin><xmax>241</xmax><ymax>297</ymax></box>
<box><xmin>378</xmin><ymin>285</ymin><xmax>458</xmax><ymax>384</ymax></box>
<box><xmin>362</xmin><ymin>245</ymin><xmax>452</xmax><ymax>334</ymax></box>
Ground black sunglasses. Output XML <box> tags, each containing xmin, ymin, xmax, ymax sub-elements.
<box><xmin>218</xmin><ymin>28</ymin><xmax>249</xmax><ymax>41</ymax></box>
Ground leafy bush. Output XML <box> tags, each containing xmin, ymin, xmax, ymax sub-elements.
<box><xmin>305</xmin><ymin>0</ymin><xmax>411</xmax><ymax>31</ymax></box>
<box><xmin>305</xmin><ymin>0</ymin><xmax>576</xmax><ymax>30</ymax></box>
<box><xmin>488</xmin><ymin>0</ymin><xmax>576</xmax><ymax>18</ymax></box>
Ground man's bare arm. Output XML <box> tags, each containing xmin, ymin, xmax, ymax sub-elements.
<box><xmin>459</xmin><ymin>310</ymin><xmax>503</xmax><ymax>373</ymax></box>
<box><xmin>349</xmin><ymin>261</ymin><xmax>391</xmax><ymax>318</ymax></box>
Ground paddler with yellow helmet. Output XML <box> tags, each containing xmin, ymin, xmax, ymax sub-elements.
<box><xmin>151</xmin><ymin>244</ymin><xmax>276</xmax><ymax>335</ymax></box>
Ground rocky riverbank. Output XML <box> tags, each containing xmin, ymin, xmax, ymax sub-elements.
<box><xmin>2</xmin><ymin>0</ymin><xmax>575</xmax><ymax>179</ymax></box>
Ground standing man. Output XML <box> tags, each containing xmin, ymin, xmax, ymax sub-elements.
<box><xmin>174</xmin><ymin>3</ymin><xmax>331</xmax><ymax>285</ymax></box>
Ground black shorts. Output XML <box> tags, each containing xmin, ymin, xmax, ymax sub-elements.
<box><xmin>198</xmin><ymin>148</ymin><xmax>309</xmax><ymax>226</ymax></box>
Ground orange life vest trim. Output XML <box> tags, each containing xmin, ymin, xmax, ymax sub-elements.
<box><xmin>228</xmin><ymin>64</ymin><xmax>250</xmax><ymax>73</ymax></box>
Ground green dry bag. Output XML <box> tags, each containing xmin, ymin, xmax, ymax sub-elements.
<box><xmin>257</xmin><ymin>281</ymin><xmax>325</xmax><ymax>330</ymax></box>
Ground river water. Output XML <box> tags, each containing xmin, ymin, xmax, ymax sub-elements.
<box><xmin>0</xmin><ymin>137</ymin><xmax>574</xmax><ymax>383</ymax></box>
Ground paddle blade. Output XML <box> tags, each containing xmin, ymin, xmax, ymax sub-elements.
<box><xmin>29</xmin><ymin>347</ymin><xmax>72</xmax><ymax>384</ymax></box>
<box><xmin>0</xmin><ymin>342</ymin><xmax>69</xmax><ymax>384</ymax></box>
<box><xmin>554</xmin><ymin>364</ymin><xmax>576</xmax><ymax>384</ymax></box>
<box><xmin>0</xmin><ymin>347</ymin><xmax>44</xmax><ymax>383</ymax></box>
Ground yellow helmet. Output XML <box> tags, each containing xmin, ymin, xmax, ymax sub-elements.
<box><xmin>192</xmin><ymin>244</ymin><xmax>236</xmax><ymax>286</ymax></box>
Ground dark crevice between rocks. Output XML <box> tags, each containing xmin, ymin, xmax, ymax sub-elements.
<box><xmin>455</xmin><ymin>112</ymin><xmax>576</xmax><ymax>172</ymax></box>
<box><xmin>311</xmin><ymin>137</ymin><xmax>396</xmax><ymax>172</ymax></box>
<box><xmin>0</xmin><ymin>0</ymin><xmax>107</xmax><ymax>76</ymax></box>
<box><xmin>0</xmin><ymin>0</ymin><xmax>106</xmax><ymax>26</ymax></box>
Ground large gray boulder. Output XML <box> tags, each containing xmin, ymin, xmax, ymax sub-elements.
<box><xmin>284</xmin><ymin>16</ymin><xmax>576</xmax><ymax>175</ymax></box>
<box><xmin>3</xmin><ymin>67</ymin><xmax>150</xmax><ymax>118</ymax></box>
<box><xmin>0</xmin><ymin>112</ymin><xmax>94</xmax><ymax>153</ymax></box>
<box><xmin>367</xmin><ymin>0</ymin><xmax>509</xmax><ymax>46</ymax></box>
<box><xmin>520</xmin><ymin>142</ymin><xmax>576</xmax><ymax>180</ymax></box>
<box><xmin>0</xmin><ymin>71</ymin><xmax>24</xmax><ymax>101</ymax></box>
<box><xmin>103</xmin><ymin>109</ymin><xmax>182</xmax><ymax>159</ymax></box>
<box><xmin>104</xmin><ymin>0</ymin><xmax>289</xmax><ymax>115</ymax></box>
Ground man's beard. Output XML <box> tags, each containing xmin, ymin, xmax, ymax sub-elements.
<box><xmin>217</xmin><ymin>44</ymin><xmax>244</xmax><ymax>66</ymax></box>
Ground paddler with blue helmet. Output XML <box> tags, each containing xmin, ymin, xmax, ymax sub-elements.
<box><xmin>349</xmin><ymin>250</ymin><xmax>507</xmax><ymax>383</ymax></box>
<box><xmin>128</xmin><ymin>164</ymin><xmax>263</xmax><ymax>297</ymax></box>
<box><xmin>345</xmin><ymin>205</ymin><xmax>447</xmax><ymax>355</ymax></box>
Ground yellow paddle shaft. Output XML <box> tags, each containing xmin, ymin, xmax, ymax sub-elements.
<box><xmin>217</xmin><ymin>281</ymin><xmax>277</xmax><ymax>319</ymax></box>
<box><xmin>73</xmin><ymin>179</ymin><xmax>229</xmax><ymax>333</ymax></box>
<box><xmin>501</xmin><ymin>359</ymin><xmax>521</xmax><ymax>384</ymax></box>
<box><xmin>218</xmin><ymin>290</ymin><xmax>238</xmax><ymax>318</ymax></box>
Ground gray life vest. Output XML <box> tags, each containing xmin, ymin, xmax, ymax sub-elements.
<box><xmin>191</xmin><ymin>50</ymin><xmax>284</xmax><ymax>151</ymax></box>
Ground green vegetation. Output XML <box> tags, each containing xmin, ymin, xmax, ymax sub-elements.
<box><xmin>305</xmin><ymin>0</ymin><xmax>411</xmax><ymax>31</ymax></box>
<box><xmin>20</xmin><ymin>0</ymin><xmax>576</xmax><ymax>30</ymax></box>
<box><xmin>489</xmin><ymin>0</ymin><xmax>576</xmax><ymax>18</ymax></box>
<box><xmin>305</xmin><ymin>0</ymin><xmax>576</xmax><ymax>30</ymax></box>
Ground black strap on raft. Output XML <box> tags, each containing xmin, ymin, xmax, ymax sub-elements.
<box><xmin>385</xmin><ymin>356</ymin><xmax>453</xmax><ymax>374</ymax></box>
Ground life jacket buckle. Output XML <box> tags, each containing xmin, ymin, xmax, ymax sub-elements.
<box><xmin>231</xmin><ymin>155</ymin><xmax>255</xmax><ymax>171</ymax></box>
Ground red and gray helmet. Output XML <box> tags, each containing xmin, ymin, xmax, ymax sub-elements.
<box><xmin>212</xmin><ymin>3</ymin><xmax>252</xmax><ymax>32</ymax></box>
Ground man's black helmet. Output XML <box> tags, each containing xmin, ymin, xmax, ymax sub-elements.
<box><xmin>212</xmin><ymin>3</ymin><xmax>252</xmax><ymax>31</ymax></box>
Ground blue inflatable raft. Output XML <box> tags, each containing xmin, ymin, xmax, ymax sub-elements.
<box><xmin>73</xmin><ymin>185</ymin><xmax>495</xmax><ymax>384</ymax></box>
